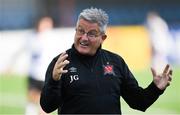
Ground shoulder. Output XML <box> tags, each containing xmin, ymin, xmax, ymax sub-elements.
<box><xmin>101</xmin><ymin>49</ymin><xmax>124</xmax><ymax>62</ymax></box>
<box><xmin>101</xmin><ymin>49</ymin><xmax>132</xmax><ymax>76</ymax></box>
<box><xmin>101</xmin><ymin>49</ymin><xmax>128</xmax><ymax>69</ymax></box>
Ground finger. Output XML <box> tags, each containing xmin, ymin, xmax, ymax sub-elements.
<box><xmin>151</xmin><ymin>67</ymin><xmax>156</xmax><ymax>77</ymax></box>
<box><xmin>59</xmin><ymin>52</ymin><xmax>68</xmax><ymax>62</ymax></box>
<box><xmin>168</xmin><ymin>76</ymin><xmax>172</xmax><ymax>81</ymax></box>
<box><xmin>55</xmin><ymin>69</ymin><xmax>68</xmax><ymax>80</ymax></box>
<box><xmin>61</xmin><ymin>69</ymin><xmax>68</xmax><ymax>74</ymax></box>
<box><xmin>56</xmin><ymin>62</ymin><xmax>69</xmax><ymax>74</ymax></box>
<box><xmin>169</xmin><ymin>69</ymin><xmax>173</xmax><ymax>76</ymax></box>
<box><xmin>167</xmin><ymin>81</ymin><xmax>171</xmax><ymax>86</ymax></box>
<box><xmin>56</xmin><ymin>60</ymin><xmax>70</xmax><ymax>69</ymax></box>
<box><xmin>57</xmin><ymin>68</ymin><xmax>68</xmax><ymax>74</ymax></box>
<box><xmin>167</xmin><ymin>69</ymin><xmax>172</xmax><ymax>81</ymax></box>
<box><xmin>56</xmin><ymin>52</ymin><xmax>65</xmax><ymax>64</ymax></box>
<box><xmin>163</xmin><ymin>64</ymin><xmax>170</xmax><ymax>75</ymax></box>
<box><xmin>56</xmin><ymin>52</ymin><xmax>68</xmax><ymax>64</ymax></box>
<box><xmin>59</xmin><ymin>52</ymin><xmax>66</xmax><ymax>58</ymax></box>
<box><xmin>61</xmin><ymin>60</ymin><xmax>70</xmax><ymax>68</ymax></box>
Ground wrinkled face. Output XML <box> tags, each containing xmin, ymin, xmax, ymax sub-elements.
<box><xmin>74</xmin><ymin>19</ymin><xmax>106</xmax><ymax>56</ymax></box>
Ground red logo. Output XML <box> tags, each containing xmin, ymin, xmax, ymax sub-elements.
<box><xmin>103</xmin><ymin>64</ymin><xmax>115</xmax><ymax>76</ymax></box>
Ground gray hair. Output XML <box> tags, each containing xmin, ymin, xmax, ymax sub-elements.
<box><xmin>77</xmin><ymin>7</ymin><xmax>109</xmax><ymax>33</ymax></box>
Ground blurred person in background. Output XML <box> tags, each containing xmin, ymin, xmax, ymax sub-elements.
<box><xmin>40</xmin><ymin>8</ymin><xmax>173</xmax><ymax>114</ymax></box>
<box><xmin>175</xmin><ymin>32</ymin><xmax>180</xmax><ymax>65</ymax></box>
<box><xmin>146</xmin><ymin>11</ymin><xmax>175</xmax><ymax>73</ymax></box>
<box><xmin>24</xmin><ymin>16</ymin><xmax>54</xmax><ymax>115</ymax></box>
<box><xmin>6</xmin><ymin>16</ymin><xmax>54</xmax><ymax>115</ymax></box>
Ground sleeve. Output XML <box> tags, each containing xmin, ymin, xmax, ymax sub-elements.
<box><xmin>40</xmin><ymin>56</ymin><xmax>63</xmax><ymax>113</ymax></box>
<box><xmin>120</xmin><ymin>59</ymin><xmax>164</xmax><ymax>112</ymax></box>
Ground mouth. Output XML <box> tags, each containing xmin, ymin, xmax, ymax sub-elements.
<box><xmin>80</xmin><ymin>41</ymin><xmax>89</xmax><ymax>47</ymax></box>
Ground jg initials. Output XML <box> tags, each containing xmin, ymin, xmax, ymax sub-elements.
<box><xmin>70</xmin><ymin>75</ymin><xmax>79</xmax><ymax>83</ymax></box>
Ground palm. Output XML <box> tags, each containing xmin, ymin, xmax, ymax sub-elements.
<box><xmin>151</xmin><ymin>64</ymin><xmax>172</xmax><ymax>90</ymax></box>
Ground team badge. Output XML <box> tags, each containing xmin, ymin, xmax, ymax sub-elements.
<box><xmin>103</xmin><ymin>62</ymin><xmax>115</xmax><ymax>76</ymax></box>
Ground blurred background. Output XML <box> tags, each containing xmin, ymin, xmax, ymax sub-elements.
<box><xmin>0</xmin><ymin>0</ymin><xmax>180</xmax><ymax>114</ymax></box>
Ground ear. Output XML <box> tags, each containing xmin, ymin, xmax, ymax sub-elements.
<box><xmin>101</xmin><ymin>34</ymin><xmax>107</xmax><ymax>41</ymax></box>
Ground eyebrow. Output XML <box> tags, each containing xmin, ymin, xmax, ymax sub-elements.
<box><xmin>77</xmin><ymin>26</ymin><xmax>99</xmax><ymax>32</ymax></box>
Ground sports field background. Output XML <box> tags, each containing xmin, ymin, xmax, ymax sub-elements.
<box><xmin>0</xmin><ymin>26</ymin><xmax>180</xmax><ymax>114</ymax></box>
<box><xmin>1</xmin><ymin>0</ymin><xmax>180</xmax><ymax>114</ymax></box>
<box><xmin>0</xmin><ymin>67</ymin><xmax>179</xmax><ymax>114</ymax></box>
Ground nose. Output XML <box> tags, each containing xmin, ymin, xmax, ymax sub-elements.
<box><xmin>81</xmin><ymin>33</ymin><xmax>89</xmax><ymax>40</ymax></box>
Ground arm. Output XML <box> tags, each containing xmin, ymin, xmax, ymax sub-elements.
<box><xmin>121</xmin><ymin>61</ymin><xmax>172</xmax><ymax>111</ymax></box>
<box><xmin>40</xmin><ymin>52</ymin><xmax>69</xmax><ymax>113</ymax></box>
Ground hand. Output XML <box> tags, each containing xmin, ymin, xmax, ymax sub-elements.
<box><xmin>151</xmin><ymin>64</ymin><xmax>173</xmax><ymax>90</ymax></box>
<box><xmin>52</xmin><ymin>52</ymin><xmax>70</xmax><ymax>81</ymax></box>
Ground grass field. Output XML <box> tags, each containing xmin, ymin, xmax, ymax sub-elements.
<box><xmin>0</xmin><ymin>67</ymin><xmax>180</xmax><ymax>114</ymax></box>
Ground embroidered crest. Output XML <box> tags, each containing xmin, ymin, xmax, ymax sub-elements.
<box><xmin>103</xmin><ymin>63</ymin><xmax>115</xmax><ymax>76</ymax></box>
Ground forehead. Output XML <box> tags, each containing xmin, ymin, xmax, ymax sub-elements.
<box><xmin>77</xmin><ymin>19</ymin><xmax>100</xmax><ymax>31</ymax></box>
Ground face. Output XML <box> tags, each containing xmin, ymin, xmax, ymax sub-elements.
<box><xmin>74</xmin><ymin>19</ymin><xmax>107</xmax><ymax>56</ymax></box>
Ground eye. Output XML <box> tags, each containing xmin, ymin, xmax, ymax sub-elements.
<box><xmin>77</xmin><ymin>29</ymin><xmax>85</xmax><ymax>35</ymax></box>
<box><xmin>87</xmin><ymin>30</ymin><xmax>98</xmax><ymax>37</ymax></box>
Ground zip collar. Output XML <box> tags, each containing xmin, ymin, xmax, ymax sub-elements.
<box><xmin>71</xmin><ymin>44</ymin><xmax>101</xmax><ymax>60</ymax></box>
<box><xmin>71</xmin><ymin>44</ymin><xmax>101</xmax><ymax>69</ymax></box>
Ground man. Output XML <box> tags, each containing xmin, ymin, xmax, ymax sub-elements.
<box><xmin>40</xmin><ymin>8</ymin><xmax>172</xmax><ymax>114</ymax></box>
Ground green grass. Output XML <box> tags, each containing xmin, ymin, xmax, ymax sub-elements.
<box><xmin>0</xmin><ymin>67</ymin><xmax>180</xmax><ymax>114</ymax></box>
<box><xmin>0</xmin><ymin>74</ymin><xmax>27</xmax><ymax>114</ymax></box>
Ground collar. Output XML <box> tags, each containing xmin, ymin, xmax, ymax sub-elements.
<box><xmin>71</xmin><ymin>44</ymin><xmax>101</xmax><ymax>59</ymax></box>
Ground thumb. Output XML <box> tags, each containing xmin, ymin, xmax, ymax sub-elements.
<box><xmin>151</xmin><ymin>67</ymin><xmax>157</xmax><ymax>77</ymax></box>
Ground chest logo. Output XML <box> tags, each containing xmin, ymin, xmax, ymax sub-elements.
<box><xmin>103</xmin><ymin>64</ymin><xmax>115</xmax><ymax>76</ymax></box>
<box><xmin>69</xmin><ymin>67</ymin><xmax>77</xmax><ymax>73</ymax></box>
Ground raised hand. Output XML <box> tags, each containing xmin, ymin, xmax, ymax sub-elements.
<box><xmin>151</xmin><ymin>64</ymin><xmax>173</xmax><ymax>90</ymax></box>
<box><xmin>52</xmin><ymin>52</ymin><xmax>70</xmax><ymax>81</ymax></box>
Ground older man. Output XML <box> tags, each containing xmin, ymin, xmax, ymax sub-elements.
<box><xmin>40</xmin><ymin>7</ymin><xmax>172</xmax><ymax>114</ymax></box>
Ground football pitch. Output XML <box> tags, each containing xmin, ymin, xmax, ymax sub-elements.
<box><xmin>0</xmin><ymin>67</ymin><xmax>180</xmax><ymax>114</ymax></box>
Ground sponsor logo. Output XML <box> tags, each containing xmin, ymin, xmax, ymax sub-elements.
<box><xmin>69</xmin><ymin>67</ymin><xmax>77</xmax><ymax>73</ymax></box>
